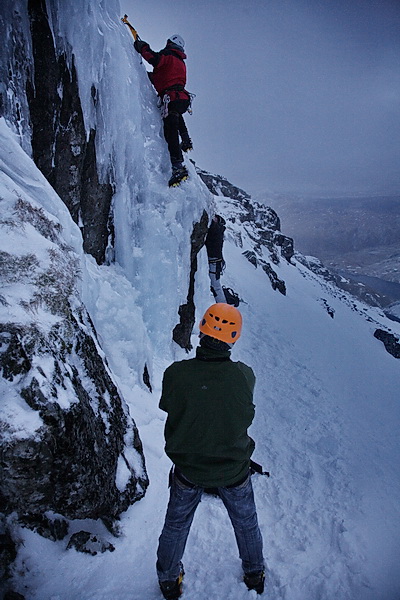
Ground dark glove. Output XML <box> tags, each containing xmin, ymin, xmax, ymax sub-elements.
<box><xmin>134</xmin><ymin>39</ymin><xmax>148</xmax><ymax>53</ymax></box>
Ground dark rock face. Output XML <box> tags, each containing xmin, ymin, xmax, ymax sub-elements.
<box><xmin>4</xmin><ymin>591</ymin><xmax>25</xmax><ymax>600</ymax></box>
<box><xmin>0</xmin><ymin>525</ymin><xmax>25</xmax><ymax>600</ymax></box>
<box><xmin>66</xmin><ymin>531</ymin><xmax>115</xmax><ymax>556</ymax></box>
<box><xmin>374</xmin><ymin>329</ymin><xmax>400</xmax><ymax>359</ymax></box>
<box><xmin>80</xmin><ymin>128</ymin><xmax>114</xmax><ymax>263</ymax></box>
<box><xmin>238</xmin><ymin>201</ymin><xmax>290</xmax><ymax>295</ymax></box>
<box><xmin>242</xmin><ymin>250</ymin><xmax>258</xmax><ymax>268</ymax></box>
<box><xmin>0</xmin><ymin>0</ymin><xmax>113</xmax><ymax>265</ymax></box>
<box><xmin>26</xmin><ymin>0</ymin><xmax>114</xmax><ymax>265</ymax></box>
<box><xmin>173</xmin><ymin>210</ymin><xmax>209</xmax><ymax>350</ymax></box>
<box><xmin>274</xmin><ymin>233</ymin><xmax>294</xmax><ymax>263</ymax></box>
<box><xmin>237</xmin><ymin>202</ymin><xmax>290</xmax><ymax>296</ymax></box>
<box><xmin>239</xmin><ymin>201</ymin><xmax>293</xmax><ymax>267</ymax></box>
<box><xmin>26</xmin><ymin>0</ymin><xmax>61</xmax><ymax>182</ymax></box>
<box><xmin>0</xmin><ymin>530</ymin><xmax>17</xmax><ymax>582</ymax></box>
<box><xmin>19</xmin><ymin>514</ymin><xmax>69</xmax><ymax>541</ymax></box>
<box><xmin>261</xmin><ymin>263</ymin><xmax>286</xmax><ymax>295</ymax></box>
<box><xmin>0</xmin><ymin>0</ymin><xmax>32</xmax><ymax>153</ymax></box>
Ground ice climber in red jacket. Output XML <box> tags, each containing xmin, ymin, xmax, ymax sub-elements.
<box><xmin>133</xmin><ymin>34</ymin><xmax>193</xmax><ymax>187</ymax></box>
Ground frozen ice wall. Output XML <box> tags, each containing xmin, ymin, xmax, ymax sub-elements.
<box><xmin>46</xmin><ymin>0</ymin><xmax>213</xmax><ymax>366</ymax></box>
<box><xmin>0</xmin><ymin>0</ymin><xmax>213</xmax><ymax>392</ymax></box>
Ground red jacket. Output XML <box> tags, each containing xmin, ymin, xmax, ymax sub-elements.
<box><xmin>135</xmin><ymin>41</ymin><xmax>189</xmax><ymax>99</ymax></box>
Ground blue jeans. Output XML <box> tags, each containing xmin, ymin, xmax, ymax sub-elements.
<box><xmin>156</xmin><ymin>471</ymin><xmax>264</xmax><ymax>582</ymax></box>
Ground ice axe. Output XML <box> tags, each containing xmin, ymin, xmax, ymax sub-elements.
<box><xmin>250</xmin><ymin>460</ymin><xmax>270</xmax><ymax>478</ymax></box>
<box><xmin>121</xmin><ymin>14</ymin><xmax>141</xmax><ymax>41</ymax></box>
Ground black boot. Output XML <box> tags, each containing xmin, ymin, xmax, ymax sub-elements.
<box><xmin>180</xmin><ymin>137</ymin><xmax>193</xmax><ymax>152</ymax></box>
<box><xmin>243</xmin><ymin>570</ymin><xmax>265</xmax><ymax>594</ymax></box>
<box><xmin>168</xmin><ymin>164</ymin><xmax>189</xmax><ymax>187</ymax></box>
<box><xmin>159</xmin><ymin>570</ymin><xmax>184</xmax><ymax>599</ymax></box>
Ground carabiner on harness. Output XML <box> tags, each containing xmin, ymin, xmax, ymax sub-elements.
<box><xmin>160</xmin><ymin>93</ymin><xmax>170</xmax><ymax>119</ymax></box>
<box><xmin>187</xmin><ymin>92</ymin><xmax>196</xmax><ymax>115</ymax></box>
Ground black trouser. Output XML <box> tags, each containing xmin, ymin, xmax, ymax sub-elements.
<box><xmin>163</xmin><ymin>99</ymin><xmax>190</xmax><ymax>166</ymax></box>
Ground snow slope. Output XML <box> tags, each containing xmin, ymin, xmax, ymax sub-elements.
<box><xmin>1</xmin><ymin>1</ymin><xmax>400</xmax><ymax>599</ymax></box>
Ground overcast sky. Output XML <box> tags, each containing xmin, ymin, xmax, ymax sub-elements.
<box><xmin>120</xmin><ymin>0</ymin><xmax>400</xmax><ymax>197</ymax></box>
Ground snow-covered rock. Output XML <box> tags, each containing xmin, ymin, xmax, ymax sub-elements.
<box><xmin>0</xmin><ymin>120</ymin><xmax>148</xmax><ymax>585</ymax></box>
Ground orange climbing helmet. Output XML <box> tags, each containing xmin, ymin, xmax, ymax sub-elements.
<box><xmin>199</xmin><ymin>303</ymin><xmax>242</xmax><ymax>344</ymax></box>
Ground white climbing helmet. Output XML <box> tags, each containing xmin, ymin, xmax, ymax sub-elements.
<box><xmin>168</xmin><ymin>34</ymin><xmax>185</xmax><ymax>49</ymax></box>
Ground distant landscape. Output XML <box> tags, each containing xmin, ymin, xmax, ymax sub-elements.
<box><xmin>262</xmin><ymin>194</ymin><xmax>400</xmax><ymax>305</ymax></box>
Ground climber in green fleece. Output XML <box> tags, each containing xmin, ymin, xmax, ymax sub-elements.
<box><xmin>156</xmin><ymin>303</ymin><xmax>265</xmax><ymax>599</ymax></box>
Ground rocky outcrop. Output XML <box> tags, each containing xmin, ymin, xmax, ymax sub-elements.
<box><xmin>0</xmin><ymin>189</ymin><xmax>148</xmax><ymax>551</ymax></box>
<box><xmin>1</xmin><ymin>316</ymin><xmax>147</xmax><ymax>522</ymax></box>
<box><xmin>0</xmin><ymin>528</ymin><xmax>17</xmax><ymax>586</ymax></box>
<box><xmin>195</xmin><ymin>166</ymin><xmax>250</xmax><ymax>203</ymax></box>
<box><xmin>66</xmin><ymin>531</ymin><xmax>115</xmax><ymax>556</ymax></box>
<box><xmin>195</xmin><ymin>166</ymin><xmax>294</xmax><ymax>296</ymax></box>
<box><xmin>374</xmin><ymin>329</ymin><xmax>400</xmax><ymax>359</ymax></box>
<box><xmin>238</xmin><ymin>202</ymin><xmax>294</xmax><ymax>267</ymax></box>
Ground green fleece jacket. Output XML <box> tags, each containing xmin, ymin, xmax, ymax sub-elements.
<box><xmin>159</xmin><ymin>345</ymin><xmax>256</xmax><ymax>487</ymax></box>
